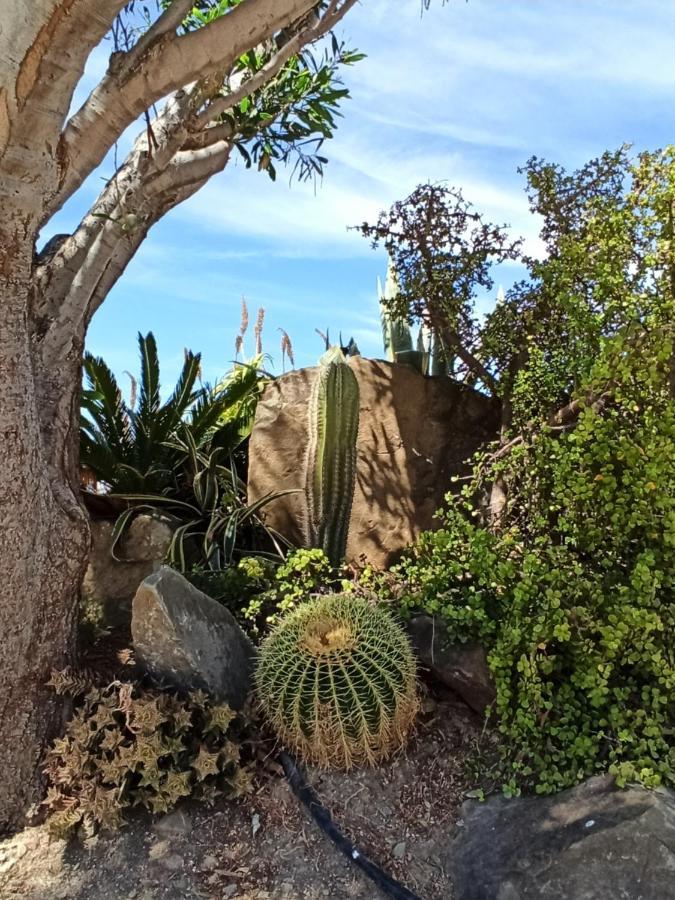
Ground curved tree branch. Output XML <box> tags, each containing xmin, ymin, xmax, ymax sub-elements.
<box><xmin>51</xmin><ymin>0</ymin><xmax>319</xmax><ymax>216</ymax></box>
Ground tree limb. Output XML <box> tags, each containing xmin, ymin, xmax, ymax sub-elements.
<box><xmin>489</xmin><ymin>390</ymin><xmax>612</xmax><ymax>462</ymax></box>
<box><xmin>51</xmin><ymin>0</ymin><xmax>319</xmax><ymax>216</ymax></box>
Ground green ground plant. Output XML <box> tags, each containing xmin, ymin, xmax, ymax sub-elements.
<box><xmin>186</xmin><ymin>548</ymin><xmax>345</xmax><ymax>637</ymax></box>
<box><xmin>44</xmin><ymin>670</ymin><xmax>251</xmax><ymax>836</ymax></box>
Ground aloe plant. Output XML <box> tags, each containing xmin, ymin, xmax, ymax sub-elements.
<box><xmin>305</xmin><ymin>347</ymin><xmax>359</xmax><ymax>567</ymax></box>
<box><xmin>379</xmin><ymin>258</ymin><xmax>450</xmax><ymax>376</ymax></box>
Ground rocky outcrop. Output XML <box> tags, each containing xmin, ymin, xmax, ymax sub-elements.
<box><xmin>446</xmin><ymin>776</ymin><xmax>675</xmax><ymax>900</ymax></box>
<box><xmin>131</xmin><ymin>567</ymin><xmax>254</xmax><ymax>710</ymax></box>
<box><xmin>247</xmin><ymin>357</ymin><xmax>498</xmax><ymax>568</ymax></box>
<box><xmin>81</xmin><ymin>514</ymin><xmax>173</xmax><ymax>629</ymax></box>
<box><xmin>407</xmin><ymin>615</ymin><xmax>495</xmax><ymax>714</ymax></box>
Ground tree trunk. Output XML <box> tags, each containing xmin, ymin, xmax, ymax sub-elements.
<box><xmin>0</xmin><ymin>218</ymin><xmax>88</xmax><ymax>833</ymax></box>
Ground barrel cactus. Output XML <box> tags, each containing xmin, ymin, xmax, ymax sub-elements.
<box><xmin>255</xmin><ymin>593</ymin><xmax>418</xmax><ymax>768</ymax></box>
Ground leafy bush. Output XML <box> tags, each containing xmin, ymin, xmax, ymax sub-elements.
<box><xmin>396</xmin><ymin>326</ymin><xmax>675</xmax><ymax>794</ymax></box>
<box><xmin>256</xmin><ymin>593</ymin><xmax>418</xmax><ymax>768</ymax></box>
<box><xmin>185</xmin><ymin>548</ymin><xmax>342</xmax><ymax>637</ymax></box>
<box><xmin>44</xmin><ymin>670</ymin><xmax>251</xmax><ymax>836</ymax></box>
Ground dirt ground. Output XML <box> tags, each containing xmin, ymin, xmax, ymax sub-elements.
<box><xmin>0</xmin><ymin>689</ymin><xmax>486</xmax><ymax>900</ymax></box>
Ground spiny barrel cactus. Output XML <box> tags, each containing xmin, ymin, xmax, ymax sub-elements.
<box><xmin>305</xmin><ymin>347</ymin><xmax>359</xmax><ymax>566</ymax></box>
<box><xmin>255</xmin><ymin>594</ymin><xmax>418</xmax><ymax>768</ymax></box>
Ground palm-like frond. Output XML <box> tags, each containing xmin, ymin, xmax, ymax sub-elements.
<box><xmin>81</xmin><ymin>354</ymin><xmax>134</xmax><ymax>483</ymax></box>
<box><xmin>81</xmin><ymin>333</ymin><xmax>279</xmax><ymax>568</ymax></box>
<box><xmin>137</xmin><ymin>331</ymin><xmax>161</xmax><ymax>422</ymax></box>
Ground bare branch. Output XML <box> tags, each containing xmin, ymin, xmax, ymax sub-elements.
<box><xmin>121</xmin><ymin>0</ymin><xmax>195</xmax><ymax>67</ymax></box>
<box><xmin>489</xmin><ymin>391</ymin><xmax>612</xmax><ymax>462</ymax></box>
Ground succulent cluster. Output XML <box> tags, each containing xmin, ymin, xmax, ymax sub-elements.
<box><xmin>256</xmin><ymin>594</ymin><xmax>418</xmax><ymax>768</ymax></box>
<box><xmin>44</xmin><ymin>670</ymin><xmax>251</xmax><ymax>836</ymax></box>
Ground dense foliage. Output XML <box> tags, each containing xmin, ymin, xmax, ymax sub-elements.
<box><xmin>359</xmin><ymin>146</ymin><xmax>675</xmax><ymax>430</ymax></box>
<box><xmin>373</xmin><ymin>145</ymin><xmax>675</xmax><ymax>794</ymax></box>
<box><xmin>81</xmin><ymin>333</ymin><xmax>285</xmax><ymax>569</ymax></box>
<box><xmin>396</xmin><ymin>325</ymin><xmax>674</xmax><ymax>794</ymax></box>
<box><xmin>187</xmin><ymin>547</ymin><xmax>342</xmax><ymax>636</ymax></box>
<box><xmin>44</xmin><ymin>670</ymin><xmax>250</xmax><ymax>836</ymax></box>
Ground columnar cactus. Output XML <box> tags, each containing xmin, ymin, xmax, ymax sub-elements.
<box><xmin>255</xmin><ymin>593</ymin><xmax>418</xmax><ymax>768</ymax></box>
<box><xmin>379</xmin><ymin>259</ymin><xmax>414</xmax><ymax>362</ymax></box>
<box><xmin>305</xmin><ymin>347</ymin><xmax>359</xmax><ymax>566</ymax></box>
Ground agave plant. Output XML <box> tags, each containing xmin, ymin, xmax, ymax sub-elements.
<box><xmin>81</xmin><ymin>333</ymin><xmax>287</xmax><ymax>569</ymax></box>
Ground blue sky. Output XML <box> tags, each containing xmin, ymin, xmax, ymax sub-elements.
<box><xmin>47</xmin><ymin>0</ymin><xmax>675</xmax><ymax>388</ymax></box>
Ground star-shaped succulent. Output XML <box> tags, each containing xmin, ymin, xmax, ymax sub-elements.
<box><xmin>191</xmin><ymin>746</ymin><xmax>221</xmax><ymax>780</ymax></box>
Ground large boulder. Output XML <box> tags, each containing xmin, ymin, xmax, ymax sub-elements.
<box><xmin>247</xmin><ymin>357</ymin><xmax>498</xmax><ymax>568</ymax></box>
<box><xmin>81</xmin><ymin>514</ymin><xmax>173</xmax><ymax>630</ymax></box>
<box><xmin>445</xmin><ymin>776</ymin><xmax>675</xmax><ymax>900</ymax></box>
<box><xmin>131</xmin><ymin>567</ymin><xmax>254</xmax><ymax>710</ymax></box>
<box><xmin>407</xmin><ymin>615</ymin><xmax>495</xmax><ymax>714</ymax></box>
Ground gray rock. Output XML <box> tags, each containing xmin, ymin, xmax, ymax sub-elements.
<box><xmin>445</xmin><ymin>776</ymin><xmax>675</xmax><ymax>900</ymax></box>
<box><xmin>153</xmin><ymin>809</ymin><xmax>192</xmax><ymax>837</ymax></box>
<box><xmin>82</xmin><ymin>514</ymin><xmax>173</xmax><ymax>630</ymax></box>
<box><xmin>392</xmin><ymin>841</ymin><xmax>407</xmax><ymax>859</ymax></box>
<box><xmin>132</xmin><ymin>567</ymin><xmax>254</xmax><ymax>710</ymax></box>
<box><xmin>407</xmin><ymin>615</ymin><xmax>495</xmax><ymax>713</ymax></box>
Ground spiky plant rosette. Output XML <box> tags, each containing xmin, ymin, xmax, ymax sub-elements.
<box><xmin>255</xmin><ymin>593</ymin><xmax>419</xmax><ymax>768</ymax></box>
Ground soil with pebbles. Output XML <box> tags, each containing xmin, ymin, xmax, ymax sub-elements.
<box><xmin>0</xmin><ymin>688</ymin><xmax>487</xmax><ymax>900</ymax></box>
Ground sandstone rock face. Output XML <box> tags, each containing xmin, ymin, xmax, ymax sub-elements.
<box><xmin>132</xmin><ymin>566</ymin><xmax>254</xmax><ymax>710</ymax></box>
<box><xmin>446</xmin><ymin>776</ymin><xmax>675</xmax><ymax>900</ymax></box>
<box><xmin>247</xmin><ymin>357</ymin><xmax>498</xmax><ymax>568</ymax></box>
<box><xmin>81</xmin><ymin>514</ymin><xmax>173</xmax><ymax>629</ymax></box>
<box><xmin>407</xmin><ymin>615</ymin><xmax>495</xmax><ymax>714</ymax></box>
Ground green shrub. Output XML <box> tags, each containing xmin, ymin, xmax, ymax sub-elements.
<box><xmin>256</xmin><ymin>593</ymin><xmax>418</xmax><ymax>768</ymax></box>
<box><xmin>396</xmin><ymin>327</ymin><xmax>675</xmax><ymax>794</ymax></box>
<box><xmin>44</xmin><ymin>670</ymin><xmax>251</xmax><ymax>836</ymax></box>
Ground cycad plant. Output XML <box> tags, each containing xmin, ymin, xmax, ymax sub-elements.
<box><xmin>81</xmin><ymin>332</ymin><xmax>218</xmax><ymax>494</ymax></box>
<box><xmin>256</xmin><ymin>593</ymin><xmax>418</xmax><ymax>768</ymax></box>
<box><xmin>81</xmin><ymin>333</ymin><xmax>287</xmax><ymax>569</ymax></box>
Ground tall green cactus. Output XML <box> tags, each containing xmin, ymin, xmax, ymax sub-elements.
<box><xmin>379</xmin><ymin>258</ymin><xmax>433</xmax><ymax>375</ymax></box>
<box><xmin>305</xmin><ymin>347</ymin><xmax>359</xmax><ymax>566</ymax></box>
<box><xmin>379</xmin><ymin>259</ymin><xmax>413</xmax><ymax>362</ymax></box>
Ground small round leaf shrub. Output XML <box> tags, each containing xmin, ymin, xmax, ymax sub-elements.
<box><xmin>255</xmin><ymin>594</ymin><xmax>418</xmax><ymax>768</ymax></box>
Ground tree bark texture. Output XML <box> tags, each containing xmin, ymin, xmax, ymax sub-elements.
<box><xmin>0</xmin><ymin>0</ymin><xmax>357</xmax><ymax>832</ymax></box>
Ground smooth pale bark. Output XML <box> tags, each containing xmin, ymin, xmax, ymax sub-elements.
<box><xmin>0</xmin><ymin>0</ymin><xmax>357</xmax><ymax>832</ymax></box>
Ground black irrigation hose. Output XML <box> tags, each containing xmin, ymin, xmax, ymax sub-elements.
<box><xmin>280</xmin><ymin>751</ymin><xmax>425</xmax><ymax>900</ymax></box>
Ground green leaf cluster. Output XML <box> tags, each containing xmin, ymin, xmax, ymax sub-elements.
<box><xmin>160</xmin><ymin>0</ymin><xmax>365</xmax><ymax>183</ymax></box>
<box><xmin>186</xmin><ymin>548</ymin><xmax>343</xmax><ymax>637</ymax></box>
<box><xmin>44</xmin><ymin>672</ymin><xmax>251</xmax><ymax>837</ymax></box>
<box><xmin>395</xmin><ymin>325</ymin><xmax>675</xmax><ymax>794</ymax></box>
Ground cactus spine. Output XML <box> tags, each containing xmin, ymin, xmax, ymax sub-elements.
<box><xmin>255</xmin><ymin>593</ymin><xmax>419</xmax><ymax>768</ymax></box>
<box><xmin>305</xmin><ymin>347</ymin><xmax>359</xmax><ymax>566</ymax></box>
